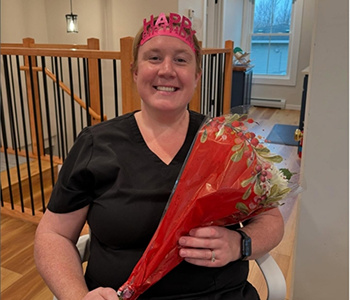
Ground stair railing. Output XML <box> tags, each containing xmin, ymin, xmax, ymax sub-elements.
<box><xmin>0</xmin><ymin>37</ymin><xmax>233</xmax><ymax>224</ymax></box>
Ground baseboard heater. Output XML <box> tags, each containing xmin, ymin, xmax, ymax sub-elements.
<box><xmin>251</xmin><ymin>97</ymin><xmax>286</xmax><ymax>109</ymax></box>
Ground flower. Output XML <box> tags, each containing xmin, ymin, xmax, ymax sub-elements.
<box><xmin>117</xmin><ymin>111</ymin><xmax>301</xmax><ymax>300</ymax></box>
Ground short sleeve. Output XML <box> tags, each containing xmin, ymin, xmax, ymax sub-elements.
<box><xmin>47</xmin><ymin>127</ymin><xmax>95</xmax><ymax>213</ymax></box>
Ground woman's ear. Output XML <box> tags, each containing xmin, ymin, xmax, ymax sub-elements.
<box><xmin>194</xmin><ymin>71</ymin><xmax>202</xmax><ymax>88</ymax></box>
<box><xmin>133</xmin><ymin>67</ymin><xmax>138</xmax><ymax>83</ymax></box>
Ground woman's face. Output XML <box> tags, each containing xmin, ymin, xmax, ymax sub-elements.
<box><xmin>133</xmin><ymin>35</ymin><xmax>201</xmax><ymax>114</ymax></box>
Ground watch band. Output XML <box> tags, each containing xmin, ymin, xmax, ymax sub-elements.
<box><xmin>236</xmin><ymin>229</ymin><xmax>252</xmax><ymax>261</ymax></box>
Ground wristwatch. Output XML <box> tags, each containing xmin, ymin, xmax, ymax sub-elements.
<box><xmin>235</xmin><ymin>229</ymin><xmax>252</xmax><ymax>261</ymax></box>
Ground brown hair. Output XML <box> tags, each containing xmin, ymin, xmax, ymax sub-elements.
<box><xmin>131</xmin><ymin>14</ymin><xmax>202</xmax><ymax>75</ymax></box>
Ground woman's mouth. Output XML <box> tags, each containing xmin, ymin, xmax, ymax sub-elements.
<box><xmin>155</xmin><ymin>86</ymin><xmax>178</xmax><ymax>92</ymax></box>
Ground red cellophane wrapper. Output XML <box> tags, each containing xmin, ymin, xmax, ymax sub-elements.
<box><xmin>117</xmin><ymin>110</ymin><xmax>301</xmax><ymax>300</ymax></box>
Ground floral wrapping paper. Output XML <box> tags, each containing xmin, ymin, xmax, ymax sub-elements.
<box><xmin>117</xmin><ymin>110</ymin><xmax>302</xmax><ymax>300</ymax></box>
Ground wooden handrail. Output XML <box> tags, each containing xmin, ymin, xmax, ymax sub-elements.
<box><xmin>1</xmin><ymin>47</ymin><xmax>122</xmax><ymax>59</ymax></box>
<box><xmin>202</xmin><ymin>48</ymin><xmax>232</xmax><ymax>54</ymax></box>
<box><xmin>19</xmin><ymin>66</ymin><xmax>107</xmax><ymax>121</ymax></box>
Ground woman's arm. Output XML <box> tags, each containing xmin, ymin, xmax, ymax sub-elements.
<box><xmin>178</xmin><ymin>207</ymin><xmax>284</xmax><ymax>266</ymax></box>
<box><xmin>34</xmin><ymin>206</ymin><xmax>90</xmax><ymax>299</ymax></box>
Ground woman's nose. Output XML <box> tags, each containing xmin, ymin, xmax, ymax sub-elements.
<box><xmin>158</xmin><ymin>58</ymin><xmax>176</xmax><ymax>77</ymax></box>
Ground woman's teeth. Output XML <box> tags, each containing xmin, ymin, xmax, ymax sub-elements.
<box><xmin>156</xmin><ymin>86</ymin><xmax>176</xmax><ymax>92</ymax></box>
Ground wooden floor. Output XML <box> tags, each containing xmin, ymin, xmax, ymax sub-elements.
<box><xmin>1</xmin><ymin>107</ymin><xmax>301</xmax><ymax>300</ymax></box>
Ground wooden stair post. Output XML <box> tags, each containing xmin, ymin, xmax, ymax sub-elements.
<box><xmin>223</xmin><ymin>40</ymin><xmax>234</xmax><ymax>114</ymax></box>
<box><xmin>120</xmin><ymin>37</ymin><xmax>140</xmax><ymax>114</ymax></box>
<box><xmin>22</xmin><ymin>38</ymin><xmax>45</xmax><ymax>157</ymax></box>
<box><xmin>87</xmin><ymin>38</ymin><xmax>101</xmax><ymax>125</ymax></box>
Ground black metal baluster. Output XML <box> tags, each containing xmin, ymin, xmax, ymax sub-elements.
<box><xmin>201</xmin><ymin>55</ymin><xmax>207</xmax><ymax>114</ymax></box>
<box><xmin>98</xmin><ymin>59</ymin><xmax>104</xmax><ymax>122</ymax></box>
<box><xmin>216</xmin><ymin>53</ymin><xmax>223</xmax><ymax>116</ymax></box>
<box><xmin>35</xmin><ymin>56</ymin><xmax>46</xmax><ymax>153</ymax></box>
<box><xmin>209</xmin><ymin>54</ymin><xmax>215</xmax><ymax>117</ymax></box>
<box><xmin>59</xmin><ymin>57</ymin><xmax>69</xmax><ymax>155</ymax></box>
<box><xmin>41</xmin><ymin>56</ymin><xmax>56</xmax><ymax>189</ymax></box>
<box><xmin>28</xmin><ymin>56</ymin><xmax>46</xmax><ymax>213</ymax></box>
<box><xmin>83</xmin><ymin>58</ymin><xmax>91</xmax><ymax>126</ymax></box>
<box><xmin>16</xmin><ymin>55</ymin><xmax>35</xmax><ymax>213</ymax></box>
<box><xmin>113</xmin><ymin>59</ymin><xmax>119</xmax><ymax>117</ymax></box>
<box><xmin>9</xmin><ymin>56</ymin><xmax>22</xmax><ymax>150</ymax></box>
<box><xmin>77</xmin><ymin>58</ymin><xmax>84</xmax><ymax>130</ymax></box>
<box><xmin>54</xmin><ymin>57</ymin><xmax>66</xmax><ymax>162</ymax></box>
<box><xmin>51</xmin><ymin>57</ymin><xmax>61</xmax><ymax>158</ymax></box>
<box><xmin>3</xmin><ymin>55</ymin><xmax>26</xmax><ymax>211</ymax></box>
<box><xmin>0</xmin><ymin>85</ymin><xmax>14</xmax><ymax>209</ymax></box>
<box><xmin>68</xmin><ymin>57</ymin><xmax>77</xmax><ymax>140</ymax></box>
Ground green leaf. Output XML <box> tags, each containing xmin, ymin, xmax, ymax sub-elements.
<box><xmin>279</xmin><ymin>168</ymin><xmax>297</xmax><ymax>180</ymax></box>
<box><xmin>200</xmin><ymin>129</ymin><xmax>208</xmax><ymax>143</ymax></box>
<box><xmin>241</xmin><ymin>176</ymin><xmax>255</xmax><ymax>187</ymax></box>
<box><xmin>238</xmin><ymin>114</ymin><xmax>248</xmax><ymax>120</ymax></box>
<box><xmin>276</xmin><ymin>187</ymin><xmax>291</xmax><ymax>196</ymax></box>
<box><xmin>259</xmin><ymin>154</ymin><xmax>283</xmax><ymax>163</ymax></box>
<box><xmin>242</xmin><ymin>186</ymin><xmax>252</xmax><ymax>200</ymax></box>
<box><xmin>215</xmin><ymin>126</ymin><xmax>225</xmax><ymax>138</ymax></box>
<box><xmin>265</xmin><ymin>196</ymin><xmax>284</xmax><ymax>204</ymax></box>
<box><xmin>269</xmin><ymin>184</ymin><xmax>279</xmax><ymax>197</ymax></box>
<box><xmin>236</xmin><ymin>202</ymin><xmax>249</xmax><ymax>215</ymax></box>
<box><xmin>232</xmin><ymin>143</ymin><xmax>243</xmax><ymax>152</ymax></box>
<box><xmin>231</xmin><ymin>148</ymin><xmax>244</xmax><ymax>162</ymax></box>
<box><xmin>255</xmin><ymin>147</ymin><xmax>270</xmax><ymax>154</ymax></box>
<box><xmin>254</xmin><ymin>180</ymin><xmax>264</xmax><ymax>196</ymax></box>
<box><xmin>227</xmin><ymin>113</ymin><xmax>241</xmax><ymax>123</ymax></box>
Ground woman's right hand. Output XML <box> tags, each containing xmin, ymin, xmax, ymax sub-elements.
<box><xmin>82</xmin><ymin>287</ymin><xmax>120</xmax><ymax>300</ymax></box>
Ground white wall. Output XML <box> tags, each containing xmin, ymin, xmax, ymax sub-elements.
<box><xmin>292</xmin><ymin>0</ymin><xmax>348</xmax><ymax>298</ymax></box>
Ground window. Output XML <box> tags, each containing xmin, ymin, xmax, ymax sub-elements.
<box><xmin>241</xmin><ymin>0</ymin><xmax>304</xmax><ymax>86</ymax></box>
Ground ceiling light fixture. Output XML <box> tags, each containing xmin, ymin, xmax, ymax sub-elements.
<box><xmin>66</xmin><ymin>0</ymin><xmax>78</xmax><ymax>33</ymax></box>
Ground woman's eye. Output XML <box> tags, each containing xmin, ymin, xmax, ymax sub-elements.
<box><xmin>149</xmin><ymin>56</ymin><xmax>160</xmax><ymax>61</ymax></box>
<box><xmin>175</xmin><ymin>58</ymin><xmax>186</xmax><ymax>63</ymax></box>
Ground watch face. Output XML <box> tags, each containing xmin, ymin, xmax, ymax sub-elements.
<box><xmin>237</xmin><ymin>230</ymin><xmax>252</xmax><ymax>260</ymax></box>
<box><xmin>242</xmin><ymin>236</ymin><xmax>252</xmax><ymax>258</ymax></box>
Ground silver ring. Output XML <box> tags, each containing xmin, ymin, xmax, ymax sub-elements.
<box><xmin>211</xmin><ymin>250</ymin><xmax>216</xmax><ymax>262</ymax></box>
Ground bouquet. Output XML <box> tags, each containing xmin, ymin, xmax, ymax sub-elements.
<box><xmin>117</xmin><ymin>109</ymin><xmax>302</xmax><ymax>300</ymax></box>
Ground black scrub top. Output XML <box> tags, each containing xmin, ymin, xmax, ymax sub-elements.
<box><xmin>47</xmin><ymin>110</ymin><xmax>259</xmax><ymax>300</ymax></box>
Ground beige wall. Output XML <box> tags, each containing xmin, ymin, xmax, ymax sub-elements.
<box><xmin>1</xmin><ymin>0</ymin><xmax>179</xmax><ymax>48</ymax></box>
<box><xmin>1</xmin><ymin>0</ymin><xmax>49</xmax><ymax>43</ymax></box>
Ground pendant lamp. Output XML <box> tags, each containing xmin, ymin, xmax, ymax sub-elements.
<box><xmin>66</xmin><ymin>0</ymin><xmax>78</xmax><ymax>33</ymax></box>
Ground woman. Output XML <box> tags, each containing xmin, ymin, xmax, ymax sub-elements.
<box><xmin>34</xmin><ymin>13</ymin><xmax>284</xmax><ymax>300</ymax></box>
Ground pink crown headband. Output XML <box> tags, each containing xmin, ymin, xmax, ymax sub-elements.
<box><xmin>140</xmin><ymin>13</ymin><xmax>197</xmax><ymax>53</ymax></box>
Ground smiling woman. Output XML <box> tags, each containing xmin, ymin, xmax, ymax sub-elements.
<box><xmin>34</xmin><ymin>12</ymin><xmax>284</xmax><ymax>300</ymax></box>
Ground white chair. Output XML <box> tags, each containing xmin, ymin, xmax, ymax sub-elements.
<box><xmin>53</xmin><ymin>234</ymin><xmax>286</xmax><ymax>300</ymax></box>
<box><xmin>256</xmin><ymin>253</ymin><xmax>286</xmax><ymax>300</ymax></box>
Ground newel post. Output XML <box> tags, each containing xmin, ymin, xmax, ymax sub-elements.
<box><xmin>87</xmin><ymin>38</ymin><xmax>101</xmax><ymax>125</ymax></box>
<box><xmin>22</xmin><ymin>37</ymin><xmax>44</xmax><ymax>157</ymax></box>
<box><xmin>120</xmin><ymin>37</ymin><xmax>140</xmax><ymax>114</ymax></box>
<box><xmin>223</xmin><ymin>40</ymin><xmax>234</xmax><ymax>114</ymax></box>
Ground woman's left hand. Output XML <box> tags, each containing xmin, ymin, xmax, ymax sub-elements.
<box><xmin>178</xmin><ymin>226</ymin><xmax>242</xmax><ymax>267</ymax></box>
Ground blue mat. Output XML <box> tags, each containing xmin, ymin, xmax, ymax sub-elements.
<box><xmin>266</xmin><ymin>124</ymin><xmax>299</xmax><ymax>146</ymax></box>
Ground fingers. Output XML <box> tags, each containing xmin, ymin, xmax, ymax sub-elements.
<box><xmin>82</xmin><ymin>287</ymin><xmax>119</xmax><ymax>300</ymax></box>
<box><xmin>179</xmin><ymin>247</ymin><xmax>220</xmax><ymax>267</ymax></box>
<box><xmin>178</xmin><ymin>226</ymin><xmax>242</xmax><ymax>267</ymax></box>
<box><xmin>188</xmin><ymin>226</ymin><xmax>222</xmax><ymax>238</ymax></box>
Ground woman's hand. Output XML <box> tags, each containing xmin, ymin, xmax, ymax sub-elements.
<box><xmin>178</xmin><ymin>226</ymin><xmax>241</xmax><ymax>267</ymax></box>
<box><xmin>82</xmin><ymin>287</ymin><xmax>120</xmax><ymax>300</ymax></box>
